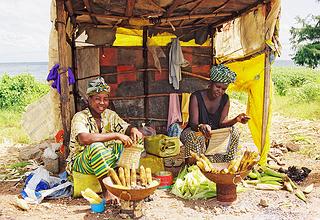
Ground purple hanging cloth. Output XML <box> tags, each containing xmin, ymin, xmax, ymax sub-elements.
<box><xmin>47</xmin><ymin>64</ymin><xmax>75</xmax><ymax>94</ymax></box>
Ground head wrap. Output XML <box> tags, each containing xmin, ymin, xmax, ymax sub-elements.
<box><xmin>86</xmin><ymin>76</ymin><xmax>111</xmax><ymax>96</ymax></box>
<box><xmin>210</xmin><ymin>64</ymin><xmax>237</xmax><ymax>84</ymax></box>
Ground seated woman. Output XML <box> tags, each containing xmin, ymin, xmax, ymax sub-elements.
<box><xmin>66</xmin><ymin>77</ymin><xmax>142</xmax><ymax>199</ymax></box>
<box><xmin>181</xmin><ymin>64</ymin><xmax>249</xmax><ymax>164</ymax></box>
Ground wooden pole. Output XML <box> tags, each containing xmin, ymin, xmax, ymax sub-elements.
<box><xmin>143</xmin><ymin>26</ymin><xmax>149</xmax><ymax>123</ymax></box>
<box><xmin>261</xmin><ymin>47</ymin><xmax>271</xmax><ymax>154</ymax></box>
<box><xmin>56</xmin><ymin>0</ymin><xmax>71</xmax><ymax>150</ymax></box>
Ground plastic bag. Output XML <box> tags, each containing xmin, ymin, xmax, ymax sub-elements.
<box><xmin>21</xmin><ymin>166</ymin><xmax>72</xmax><ymax>204</ymax></box>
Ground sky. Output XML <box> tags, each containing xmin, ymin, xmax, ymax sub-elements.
<box><xmin>0</xmin><ymin>0</ymin><xmax>319</xmax><ymax>63</ymax></box>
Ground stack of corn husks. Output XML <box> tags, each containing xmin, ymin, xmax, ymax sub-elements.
<box><xmin>191</xmin><ymin>149</ymin><xmax>259</xmax><ymax>174</ymax></box>
<box><xmin>108</xmin><ymin>165</ymin><xmax>158</xmax><ymax>190</ymax></box>
<box><xmin>245</xmin><ymin>166</ymin><xmax>314</xmax><ymax>203</ymax></box>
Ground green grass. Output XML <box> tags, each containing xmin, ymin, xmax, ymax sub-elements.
<box><xmin>272</xmin><ymin>93</ymin><xmax>320</xmax><ymax>120</ymax></box>
<box><xmin>0</xmin><ymin>109</ymin><xmax>30</xmax><ymax>144</ymax></box>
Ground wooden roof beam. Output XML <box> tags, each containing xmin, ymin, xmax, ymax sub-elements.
<box><xmin>83</xmin><ymin>0</ymin><xmax>99</xmax><ymax>25</ymax></box>
<box><xmin>193</xmin><ymin>0</ymin><xmax>231</xmax><ymax>25</ymax></box>
<box><xmin>178</xmin><ymin>0</ymin><xmax>205</xmax><ymax>27</ymax></box>
<box><xmin>166</xmin><ymin>0</ymin><xmax>184</xmax><ymax>16</ymax></box>
<box><xmin>75</xmin><ymin>11</ymin><xmax>231</xmax><ymax>24</ymax></box>
<box><xmin>65</xmin><ymin>0</ymin><xmax>77</xmax><ymax>25</ymax></box>
<box><xmin>125</xmin><ymin>0</ymin><xmax>136</xmax><ymax>17</ymax></box>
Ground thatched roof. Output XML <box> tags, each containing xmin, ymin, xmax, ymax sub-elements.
<box><xmin>65</xmin><ymin>0</ymin><xmax>267</xmax><ymax>39</ymax></box>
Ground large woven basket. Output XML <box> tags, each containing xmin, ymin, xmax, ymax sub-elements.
<box><xmin>102</xmin><ymin>178</ymin><xmax>160</xmax><ymax>201</ymax></box>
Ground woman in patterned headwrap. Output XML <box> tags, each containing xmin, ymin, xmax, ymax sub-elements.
<box><xmin>66</xmin><ymin>76</ymin><xmax>142</xmax><ymax>200</ymax></box>
<box><xmin>181</xmin><ymin>64</ymin><xmax>250</xmax><ymax>164</ymax></box>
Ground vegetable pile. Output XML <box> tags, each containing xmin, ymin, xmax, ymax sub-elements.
<box><xmin>171</xmin><ymin>165</ymin><xmax>217</xmax><ymax>200</ymax></box>
<box><xmin>108</xmin><ymin>165</ymin><xmax>158</xmax><ymax>190</ymax></box>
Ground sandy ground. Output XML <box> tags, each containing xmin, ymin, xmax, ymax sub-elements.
<box><xmin>0</xmin><ymin>100</ymin><xmax>320</xmax><ymax>220</ymax></box>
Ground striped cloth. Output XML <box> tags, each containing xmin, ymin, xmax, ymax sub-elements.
<box><xmin>72</xmin><ymin>142</ymin><xmax>123</xmax><ymax>178</ymax></box>
<box><xmin>210</xmin><ymin>64</ymin><xmax>236</xmax><ymax>84</ymax></box>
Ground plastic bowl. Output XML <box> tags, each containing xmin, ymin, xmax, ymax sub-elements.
<box><xmin>90</xmin><ymin>199</ymin><xmax>106</xmax><ymax>213</ymax></box>
<box><xmin>102</xmin><ymin>177</ymin><xmax>160</xmax><ymax>201</ymax></box>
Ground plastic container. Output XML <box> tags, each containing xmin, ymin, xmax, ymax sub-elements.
<box><xmin>90</xmin><ymin>199</ymin><xmax>106</xmax><ymax>213</ymax></box>
<box><xmin>155</xmin><ymin>171</ymin><xmax>173</xmax><ymax>189</ymax></box>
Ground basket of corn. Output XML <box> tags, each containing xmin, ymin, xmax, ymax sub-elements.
<box><xmin>102</xmin><ymin>165</ymin><xmax>160</xmax><ymax>201</ymax></box>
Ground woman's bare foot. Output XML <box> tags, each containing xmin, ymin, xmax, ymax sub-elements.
<box><xmin>104</xmin><ymin>190</ymin><xmax>119</xmax><ymax>206</ymax></box>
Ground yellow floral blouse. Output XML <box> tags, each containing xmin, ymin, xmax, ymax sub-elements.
<box><xmin>66</xmin><ymin>108</ymin><xmax>129</xmax><ymax>169</ymax></box>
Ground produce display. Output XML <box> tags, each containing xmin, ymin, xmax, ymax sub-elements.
<box><xmin>244</xmin><ymin>165</ymin><xmax>314</xmax><ymax>203</ymax></box>
<box><xmin>191</xmin><ymin>149</ymin><xmax>259</xmax><ymax>174</ymax></box>
<box><xmin>108</xmin><ymin>165</ymin><xmax>158</xmax><ymax>190</ymax></box>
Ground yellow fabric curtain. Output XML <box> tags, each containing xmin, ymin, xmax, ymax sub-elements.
<box><xmin>113</xmin><ymin>27</ymin><xmax>210</xmax><ymax>46</ymax></box>
<box><xmin>226</xmin><ymin>54</ymin><xmax>272</xmax><ymax>165</ymax></box>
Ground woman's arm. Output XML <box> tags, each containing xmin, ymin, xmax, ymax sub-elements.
<box><xmin>188</xmin><ymin>93</ymin><xmax>200</xmax><ymax>131</ymax></box>
<box><xmin>78</xmin><ymin>132</ymin><xmax>133</xmax><ymax>147</ymax></box>
<box><xmin>219</xmin><ymin>99</ymin><xmax>250</xmax><ymax>127</ymax></box>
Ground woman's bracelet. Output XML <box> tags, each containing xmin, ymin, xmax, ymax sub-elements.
<box><xmin>197</xmin><ymin>124</ymin><xmax>202</xmax><ymax>131</ymax></box>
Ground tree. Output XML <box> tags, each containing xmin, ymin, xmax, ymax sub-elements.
<box><xmin>290</xmin><ymin>15</ymin><xmax>320</xmax><ymax>68</ymax></box>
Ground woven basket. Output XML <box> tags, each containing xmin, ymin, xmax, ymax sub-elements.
<box><xmin>117</xmin><ymin>146</ymin><xmax>142</xmax><ymax>169</ymax></box>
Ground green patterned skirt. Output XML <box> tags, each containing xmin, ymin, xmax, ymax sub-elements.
<box><xmin>72</xmin><ymin>142</ymin><xmax>123</xmax><ymax>179</ymax></box>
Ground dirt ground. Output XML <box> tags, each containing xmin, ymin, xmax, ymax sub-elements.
<box><xmin>0</xmin><ymin>100</ymin><xmax>320</xmax><ymax>220</ymax></box>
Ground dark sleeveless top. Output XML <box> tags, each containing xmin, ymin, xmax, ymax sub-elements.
<box><xmin>192</xmin><ymin>90</ymin><xmax>229</xmax><ymax>129</ymax></box>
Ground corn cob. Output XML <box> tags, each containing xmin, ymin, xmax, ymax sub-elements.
<box><xmin>303</xmin><ymin>183</ymin><xmax>314</xmax><ymax>194</ymax></box>
<box><xmin>108</xmin><ymin>168</ymin><xmax>122</xmax><ymax>185</ymax></box>
<box><xmin>295</xmin><ymin>189</ymin><xmax>307</xmax><ymax>203</ymax></box>
<box><xmin>140</xmin><ymin>165</ymin><xmax>147</xmax><ymax>186</ymax></box>
<box><xmin>131</xmin><ymin>166</ymin><xmax>137</xmax><ymax>186</ymax></box>
<box><xmin>81</xmin><ymin>188</ymin><xmax>102</xmax><ymax>204</ymax></box>
<box><xmin>124</xmin><ymin>165</ymin><xmax>131</xmax><ymax>187</ymax></box>
<box><xmin>238</xmin><ymin>151</ymin><xmax>250</xmax><ymax>171</ymax></box>
<box><xmin>256</xmin><ymin>183</ymin><xmax>282</xmax><ymax>190</ymax></box>
<box><xmin>260</xmin><ymin>166</ymin><xmax>286</xmax><ymax>178</ymax></box>
<box><xmin>229</xmin><ymin>155</ymin><xmax>243</xmax><ymax>173</ymax></box>
<box><xmin>248</xmin><ymin>171</ymin><xmax>258</xmax><ymax>179</ymax></box>
<box><xmin>260</xmin><ymin>176</ymin><xmax>283</xmax><ymax>182</ymax></box>
<box><xmin>200</xmin><ymin>154</ymin><xmax>215</xmax><ymax>172</ymax></box>
<box><xmin>283</xmin><ymin>181</ymin><xmax>293</xmax><ymax>192</ymax></box>
<box><xmin>146</xmin><ymin>167</ymin><xmax>153</xmax><ymax>184</ymax></box>
<box><xmin>118</xmin><ymin>167</ymin><xmax>126</xmax><ymax>186</ymax></box>
<box><xmin>199</xmin><ymin>158</ymin><xmax>211</xmax><ymax>172</ymax></box>
<box><xmin>196</xmin><ymin>161</ymin><xmax>205</xmax><ymax>172</ymax></box>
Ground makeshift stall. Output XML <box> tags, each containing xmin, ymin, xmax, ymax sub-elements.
<box><xmin>47</xmin><ymin>0</ymin><xmax>281</xmax><ymax>166</ymax></box>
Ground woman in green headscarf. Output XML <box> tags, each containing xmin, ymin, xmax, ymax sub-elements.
<box><xmin>66</xmin><ymin>76</ymin><xmax>142</xmax><ymax>200</ymax></box>
<box><xmin>181</xmin><ymin>64</ymin><xmax>250</xmax><ymax>164</ymax></box>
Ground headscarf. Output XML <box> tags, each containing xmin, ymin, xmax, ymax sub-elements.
<box><xmin>86</xmin><ymin>76</ymin><xmax>111</xmax><ymax>96</ymax></box>
<box><xmin>210</xmin><ymin>64</ymin><xmax>237</xmax><ymax>84</ymax></box>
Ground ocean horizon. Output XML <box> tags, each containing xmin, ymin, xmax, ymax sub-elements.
<box><xmin>0</xmin><ymin>59</ymin><xmax>301</xmax><ymax>83</ymax></box>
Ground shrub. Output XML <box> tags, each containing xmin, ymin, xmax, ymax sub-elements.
<box><xmin>272</xmin><ymin>67</ymin><xmax>318</xmax><ymax>96</ymax></box>
<box><xmin>0</xmin><ymin>74</ymin><xmax>49</xmax><ymax>110</ymax></box>
<box><xmin>288</xmin><ymin>82</ymin><xmax>320</xmax><ymax>103</ymax></box>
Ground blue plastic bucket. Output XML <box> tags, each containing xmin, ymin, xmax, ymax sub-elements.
<box><xmin>90</xmin><ymin>199</ymin><xmax>106</xmax><ymax>213</ymax></box>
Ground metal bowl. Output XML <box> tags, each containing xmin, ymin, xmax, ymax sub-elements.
<box><xmin>102</xmin><ymin>177</ymin><xmax>160</xmax><ymax>201</ymax></box>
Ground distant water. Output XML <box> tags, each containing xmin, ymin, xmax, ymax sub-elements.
<box><xmin>0</xmin><ymin>60</ymin><xmax>299</xmax><ymax>83</ymax></box>
<box><xmin>0</xmin><ymin>62</ymin><xmax>49</xmax><ymax>82</ymax></box>
<box><xmin>273</xmin><ymin>59</ymin><xmax>298</xmax><ymax>67</ymax></box>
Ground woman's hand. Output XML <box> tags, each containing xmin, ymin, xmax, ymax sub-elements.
<box><xmin>198</xmin><ymin>124</ymin><xmax>211</xmax><ymax>139</ymax></box>
<box><xmin>235</xmin><ymin>113</ymin><xmax>250</xmax><ymax>124</ymax></box>
<box><xmin>130</xmin><ymin>127</ymin><xmax>143</xmax><ymax>144</ymax></box>
<box><xmin>117</xmin><ymin>134</ymin><xmax>133</xmax><ymax>147</ymax></box>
